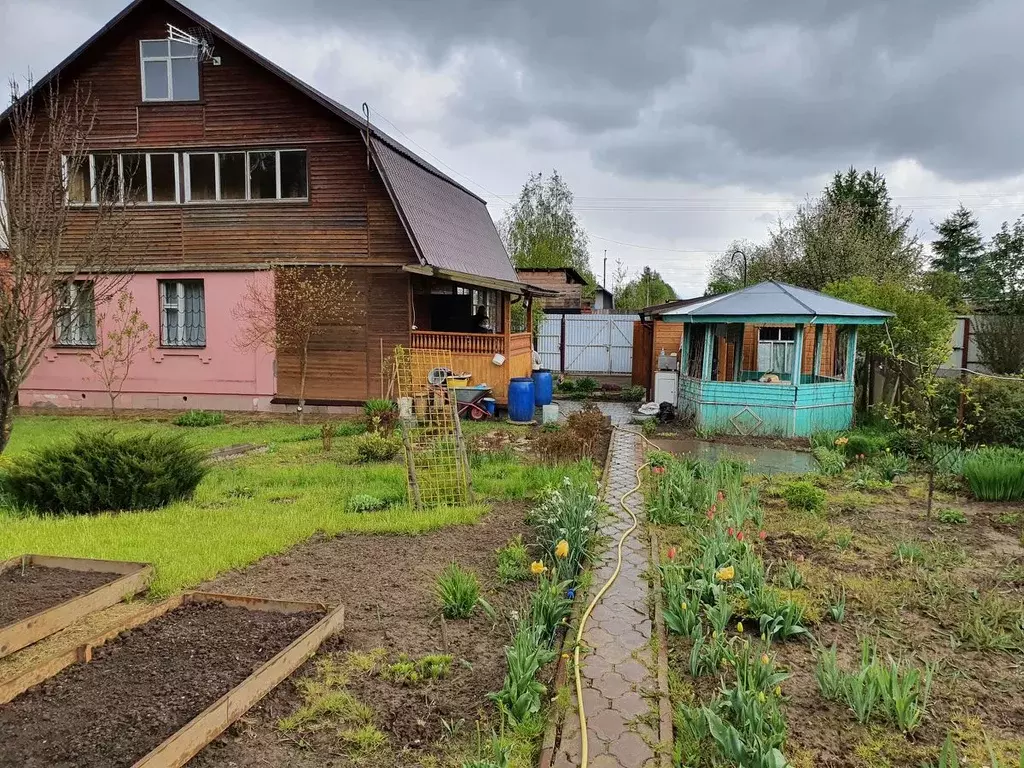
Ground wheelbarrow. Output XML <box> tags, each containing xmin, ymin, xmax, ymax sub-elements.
<box><xmin>451</xmin><ymin>386</ymin><xmax>493</xmax><ymax>420</ymax></box>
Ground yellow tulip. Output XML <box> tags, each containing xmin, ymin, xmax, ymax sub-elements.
<box><xmin>530</xmin><ymin>561</ymin><xmax>547</xmax><ymax>575</ymax></box>
<box><xmin>736</xmin><ymin>621</ymin><xmax>744</xmax><ymax>633</ymax></box>
<box><xmin>715</xmin><ymin>565</ymin><xmax>735</xmax><ymax>582</ymax></box>
<box><xmin>775</xmin><ymin>686</ymin><xmax>783</xmax><ymax>697</ymax></box>
<box><xmin>680</xmin><ymin>602</ymin><xmax>688</xmax><ymax>612</ymax></box>
<box><xmin>758</xmin><ymin>692</ymin><xmax>767</xmax><ymax>704</ymax></box>
<box><xmin>760</xmin><ymin>653</ymin><xmax>770</xmax><ymax>665</ymax></box>
<box><xmin>555</xmin><ymin>540</ymin><xmax>570</xmax><ymax>559</ymax></box>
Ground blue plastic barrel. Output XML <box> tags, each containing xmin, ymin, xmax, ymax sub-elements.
<box><xmin>507</xmin><ymin>377</ymin><xmax>536</xmax><ymax>422</ymax></box>
<box><xmin>532</xmin><ymin>369</ymin><xmax>553</xmax><ymax>406</ymax></box>
<box><xmin>482</xmin><ymin>397</ymin><xmax>496</xmax><ymax>416</ymax></box>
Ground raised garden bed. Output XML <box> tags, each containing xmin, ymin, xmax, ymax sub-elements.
<box><xmin>0</xmin><ymin>555</ymin><xmax>153</xmax><ymax>659</ymax></box>
<box><xmin>0</xmin><ymin>592</ymin><xmax>344</xmax><ymax>768</ymax></box>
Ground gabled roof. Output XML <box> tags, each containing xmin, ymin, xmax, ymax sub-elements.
<box><xmin>660</xmin><ymin>281</ymin><xmax>892</xmax><ymax>325</ymax></box>
<box><xmin>4</xmin><ymin>0</ymin><xmax>525</xmax><ymax>289</ymax></box>
<box><xmin>372</xmin><ymin>138</ymin><xmax>518</xmax><ymax>284</ymax></box>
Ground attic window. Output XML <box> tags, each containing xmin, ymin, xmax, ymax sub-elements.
<box><xmin>141</xmin><ymin>40</ymin><xmax>199</xmax><ymax>101</ymax></box>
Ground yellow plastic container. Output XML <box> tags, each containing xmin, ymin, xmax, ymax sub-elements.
<box><xmin>446</xmin><ymin>375</ymin><xmax>471</xmax><ymax>387</ymax></box>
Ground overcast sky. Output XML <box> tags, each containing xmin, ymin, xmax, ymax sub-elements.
<box><xmin>3</xmin><ymin>0</ymin><xmax>1024</xmax><ymax>297</ymax></box>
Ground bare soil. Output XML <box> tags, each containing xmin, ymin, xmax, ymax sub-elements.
<box><xmin>0</xmin><ymin>602</ymin><xmax>320</xmax><ymax>768</ymax></box>
<box><xmin>0</xmin><ymin>564</ymin><xmax>119</xmax><ymax>627</ymax></box>
<box><xmin>191</xmin><ymin>501</ymin><xmax>542</xmax><ymax>768</ymax></box>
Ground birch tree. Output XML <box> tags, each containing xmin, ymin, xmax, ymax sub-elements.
<box><xmin>0</xmin><ymin>79</ymin><xmax>136</xmax><ymax>451</ymax></box>
<box><xmin>233</xmin><ymin>265</ymin><xmax>360</xmax><ymax>424</ymax></box>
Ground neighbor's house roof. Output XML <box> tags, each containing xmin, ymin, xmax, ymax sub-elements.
<box><xmin>660</xmin><ymin>281</ymin><xmax>892</xmax><ymax>325</ymax></box>
<box><xmin>515</xmin><ymin>266</ymin><xmax>589</xmax><ymax>285</ymax></box>
<box><xmin>2</xmin><ymin>0</ymin><xmax>528</xmax><ymax>292</ymax></box>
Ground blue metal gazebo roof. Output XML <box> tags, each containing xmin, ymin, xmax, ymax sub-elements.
<box><xmin>660</xmin><ymin>281</ymin><xmax>892</xmax><ymax>325</ymax></box>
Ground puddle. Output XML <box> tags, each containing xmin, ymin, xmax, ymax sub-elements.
<box><xmin>652</xmin><ymin>438</ymin><xmax>815</xmax><ymax>475</ymax></box>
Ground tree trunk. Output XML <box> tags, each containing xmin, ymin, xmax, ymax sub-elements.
<box><xmin>926</xmin><ymin>468</ymin><xmax>935</xmax><ymax>520</ymax></box>
<box><xmin>0</xmin><ymin>350</ymin><xmax>14</xmax><ymax>455</ymax></box>
<box><xmin>297</xmin><ymin>347</ymin><xmax>308</xmax><ymax>425</ymax></box>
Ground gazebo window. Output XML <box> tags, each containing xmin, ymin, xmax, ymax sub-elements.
<box><xmin>757</xmin><ymin>326</ymin><xmax>795</xmax><ymax>374</ymax></box>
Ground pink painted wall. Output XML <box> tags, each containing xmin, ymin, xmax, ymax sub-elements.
<box><xmin>21</xmin><ymin>271</ymin><xmax>278</xmax><ymax>412</ymax></box>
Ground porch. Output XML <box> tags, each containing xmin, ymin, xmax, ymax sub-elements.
<box><xmin>408</xmin><ymin>272</ymin><xmax>540</xmax><ymax>405</ymax></box>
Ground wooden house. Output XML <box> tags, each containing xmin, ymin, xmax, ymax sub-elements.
<box><xmin>5</xmin><ymin>0</ymin><xmax>549</xmax><ymax>411</ymax></box>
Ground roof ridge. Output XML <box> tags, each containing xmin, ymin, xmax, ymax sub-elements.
<box><xmin>772</xmin><ymin>281</ymin><xmax>817</xmax><ymax>315</ymax></box>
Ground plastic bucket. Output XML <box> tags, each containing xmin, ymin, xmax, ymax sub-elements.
<box><xmin>482</xmin><ymin>397</ymin><xmax>497</xmax><ymax>416</ymax></box>
<box><xmin>507</xmin><ymin>377</ymin><xmax>535</xmax><ymax>423</ymax></box>
<box><xmin>532</xmin><ymin>369</ymin><xmax>553</xmax><ymax>406</ymax></box>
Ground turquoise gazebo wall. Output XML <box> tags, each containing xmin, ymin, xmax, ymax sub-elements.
<box><xmin>677</xmin><ymin>377</ymin><xmax>854</xmax><ymax>437</ymax></box>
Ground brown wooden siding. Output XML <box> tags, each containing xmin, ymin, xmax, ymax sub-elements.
<box><xmin>25</xmin><ymin>2</ymin><xmax>418</xmax><ymax>271</ymax></box>
<box><xmin>518</xmin><ymin>270</ymin><xmax>584</xmax><ymax>310</ymax></box>
<box><xmin>276</xmin><ymin>267</ymin><xmax>411</xmax><ymax>402</ymax></box>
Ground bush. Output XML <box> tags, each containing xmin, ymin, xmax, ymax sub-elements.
<box><xmin>354</xmin><ymin>432</ymin><xmax>401</xmax><ymax>462</ymax></box>
<box><xmin>363</xmin><ymin>398</ymin><xmax>397</xmax><ymax>435</ymax></box>
<box><xmin>174</xmin><ymin>410</ymin><xmax>225</xmax><ymax>427</ymax></box>
<box><xmin>964</xmin><ymin>377</ymin><xmax>1024</xmax><ymax>448</ymax></box>
<box><xmin>348</xmin><ymin>494</ymin><xmax>387</xmax><ymax>513</ymax></box>
<box><xmin>813</xmin><ymin>446</ymin><xmax>847</xmax><ymax>477</ymax></box>
<box><xmin>496</xmin><ymin>536</ymin><xmax>530</xmax><ymax>583</ymax></box>
<box><xmin>843</xmin><ymin>432</ymin><xmax>887</xmax><ymax>458</ymax></box>
<box><xmin>621</xmin><ymin>385</ymin><xmax>646</xmax><ymax>402</ymax></box>
<box><xmin>575</xmin><ymin>377</ymin><xmax>599</xmax><ymax>394</ymax></box>
<box><xmin>3</xmin><ymin>431</ymin><xmax>206</xmax><ymax>515</ymax></box>
<box><xmin>872</xmin><ymin>450</ymin><xmax>909</xmax><ymax>482</ymax></box>
<box><xmin>556</xmin><ymin>378</ymin><xmax>576</xmax><ymax>393</ymax></box>
<box><xmin>963</xmin><ymin>447</ymin><xmax>1024</xmax><ymax>501</ymax></box>
<box><xmin>781</xmin><ymin>481</ymin><xmax>827</xmax><ymax>514</ymax></box>
<box><xmin>937</xmin><ymin>508</ymin><xmax>967</xmax><ymax>525</ymax></box>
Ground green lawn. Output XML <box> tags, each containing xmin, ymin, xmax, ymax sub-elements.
<box><xmin>0</xmin><ymin>416</ymin><xmax>588</xmax><ymax>596</ymax></box>
<box><xmin>4</xmin><ymin>414</ymin><xmax>320</xmax><ymax>456</ymax></box>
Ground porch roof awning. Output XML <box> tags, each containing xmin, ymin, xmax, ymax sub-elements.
<box><xmin>660</xmin><ymin>281</ymin><xmax>892</xmax><ymax>325</ymax></box>
<box><xmin>403</xmin><ymin>265</ymin><xmax>560</xmax><ymax>297</ymax></box>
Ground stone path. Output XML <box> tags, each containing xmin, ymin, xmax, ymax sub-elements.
<box><xmin>552</xmin><ymin>402</ymin><xmax>659</xmax><ymax>768</ymax></box>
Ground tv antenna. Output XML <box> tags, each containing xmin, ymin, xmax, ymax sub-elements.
<box><xmin>167</xmin><ymin>23</ymin><xmax>218</xmax><ymax>64</ymax></box>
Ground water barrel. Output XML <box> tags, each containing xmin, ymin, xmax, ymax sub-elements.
<box><xmin>507</xmin><ymin>377</ymin><xmax>536</xmax><ymax>423</ymax></box>
<box><xmin>532</xmin><ymin>369</ymin><xmax>553</xmax><ymax>406</ymax></box>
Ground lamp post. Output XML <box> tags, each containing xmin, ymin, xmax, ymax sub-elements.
<box><xmin>732</xmin><ymin>249</ymin><xmax>748</xmax><ymax>287</ymax></box>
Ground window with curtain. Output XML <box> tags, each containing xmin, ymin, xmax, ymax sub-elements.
<box><xmin>756</xmin><ymin>326</ymin><xmax>795</xmax><ymax>374</ymax></box>
<box><xmin>56</xmin><ymin>282</ymin><xmax>96</xmax><ymax>346</ymax></box>
<box><xmin>159</xmin><ymin>280</ymin><xmax>206</xmax><ymax>346</ymax></box>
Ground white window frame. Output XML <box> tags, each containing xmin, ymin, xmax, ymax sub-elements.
<box><xmin>756</xmin><ymin>327</ymin><xmax>796</xmax><ymax>374</ymax></box>
<box><xmin>183</xmin><ymin>149</ymin><xmax>307</xmax><ymax>203</ymax></box>
<box><xmin>63</xmin><ymin>152</ymin><xmax>180</xmax><ymax>206</ymax></box>
<box><xmin>140</xmin><ymin>39</ymin><xmax>199</xmax><ymax>102</ymax></box>
<box><xmin>56</xmin><ymin>281</ymin><xmax>96</xmax><ymax>347</ymax></box>
<box><xmin>159</xmin><ymin>279</ymin><xmax>205</xmax><ymax>347</ymax></box>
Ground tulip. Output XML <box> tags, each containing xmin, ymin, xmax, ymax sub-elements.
<box><xmin>758</xmin><ymin>691</ymin><xmax>767</xmax><ymax>703</ymax></box>
<box><xmin>727</xmin><ymin>527</ymin><xmax>735</xmax><ymax>537</ymax></box>
<box><xmin>680</xmin><ymin>601</ymin><xmax>688</xmax><ymax>612</ymax></box>
<box><xmin>736</xmin><ymin>531</ymin><xmax>745</xmax><ymax>542</ymax></box>
<box><xmin>760</xmin><ymin>653</ymin><xmax>770</xmax><ymax>665</ymax></box>
<box><xmin>530</xmin><ymin>561</ymin><xmax>547</xmax><ymax>575</ymax></box>
<box><xmin>715</xmin><ymin>565</ymin><xmax>735</xmax><ymax>582</ymax></box>
<box><xmin>667</xmin><ymin>546</ymin><xmax>677</xmax><ymax>560</ymax></box>
<box><xmin>775</xmin><ymin>686</ymin><xmax>783</xmax><ymax>697</ymax></box>
<box><xmin>717</xmin><ymin>490</ymin><xmax>725</xmax><ymax>502</ymax></box>
<box><xmin>758</xmin><ymin>530</ymin><xmax>767</xmax><ymax>541</ymax></box>
<box><xmin>555</xmin><ymin>539</ymin><xmax>569</xmax><ymax>559</ymax></box>
<box><xmin>736</xmin><ymin>621</ymin><xmax>744</xmax><ymax>633</ymax></box>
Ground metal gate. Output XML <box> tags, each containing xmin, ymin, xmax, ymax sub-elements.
<box><xmin>537</xmin><ymin>314</ymin><xmax>637</xmax><ymax>374</ymax></box>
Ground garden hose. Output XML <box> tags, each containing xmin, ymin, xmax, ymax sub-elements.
<box><xmin>572</xmin><ymin>423</ymin><xmax>656</xmax><ymax>768</ymax></box>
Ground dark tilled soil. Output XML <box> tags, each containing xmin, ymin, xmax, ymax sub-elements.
<box><xmin>191</xmin><ymin>501</ymin><xmax>539</xmax><ymax>768</ymax></box>
<box><xmin>0</xmin><ymin>565</ymin><xmax>120</xmax><ymax>627</ymax></box>
<box><xmin>0</xmin><ymin>602</ymin><xmax>320</xmax><ymax>768</ymax></box>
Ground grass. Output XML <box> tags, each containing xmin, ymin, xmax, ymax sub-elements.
<box><xmin>4</xmin><ymin>414</ymin><xmax>324</xmax><ymax>456</ymax></box>
<box><xmin>0</xmin><ymin>414</ymin><xmax>590</xmax><ymax>595</ymax></box>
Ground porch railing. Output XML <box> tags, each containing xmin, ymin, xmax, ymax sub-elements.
<box><xmin>411</xmin><ymin>331</ymin><xmax>533</xmax><ymax>357</ymax></box>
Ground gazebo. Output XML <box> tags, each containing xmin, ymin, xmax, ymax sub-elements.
<box><xmin>659</xmin><ymin>282</ymin><xmax>892</xmax><ymax>437</ymax></box>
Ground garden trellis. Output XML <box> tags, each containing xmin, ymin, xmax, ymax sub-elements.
<box><xmin>393</xmin><ymin>346</ymin><xmax>472</xmax><ymax>509</ymax></box>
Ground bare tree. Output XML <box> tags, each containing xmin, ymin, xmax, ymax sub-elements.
<box><xmin>0</xmin><ymin>78</ymin><xmax>135</xmax><ymax>451</ymax></box>
<box><xmin>80</xmin><ymin>291</ymin><xmax>155</xmax><ymax>415</ymax></box>
<box><xmin>233</xmin><ymin>265</ymin><xmax>360</xmax><ymax>424</ymax></box>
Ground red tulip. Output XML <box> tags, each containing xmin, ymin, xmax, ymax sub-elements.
<box><xmin>652</xmin><ymin>466</ymin><xmax>665</xmax><ymax>475</ymax></box>
<box><xmin>758</xmin><ymin>530</ymin><xmax>768</xmax><ymax>541</ymax></box>
<box><xmin>667</xmin><ymin>546</ymin><xmax>677</xmax><ymax>560</ymax></box>
<box><xmin>710</xmin><ymin>504</ymin><xmax>718</xmax><ymax>514</ymax></box>
<box><xmin>706</xmin><ymin>510</ymin><xmax>715</xmax><ymax>521</ymax></box>
<box><xmin>717</xmin><ymin>491</ymin><xmax>725</xmax><ymax>502</ymax></box>
<box><xmin>736</xmin><ymin>531</ymin><xmax>745</xmax><ymax>542</ymax></box>
<box><xmin>727</xmin><ymin>527</ymin><xmax>735</xmax><ymax>537</ymax></box>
